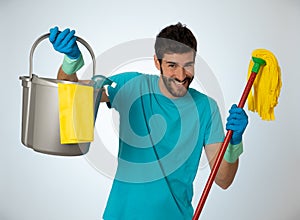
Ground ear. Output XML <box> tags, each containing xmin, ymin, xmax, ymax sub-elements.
<box><xmin>154</xmin><ymin>55</ymin><xmax>161</xmax><ymax>70</ymax></box>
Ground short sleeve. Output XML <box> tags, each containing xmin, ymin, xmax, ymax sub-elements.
<box><xmin>204</xmin><ymin>98</ymin><xmax>225</xmax><ymax>145</ymax></box>
<box><xmin>107</xmin><ymin>72</ymin><xmax>142</xmax><ymax>110</ymax></box>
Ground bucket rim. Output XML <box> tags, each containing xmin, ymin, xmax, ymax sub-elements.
<box><xmin>24</xmin><ymin>74</ymin><xmax>95</xmax><ymax>88</ymax></box>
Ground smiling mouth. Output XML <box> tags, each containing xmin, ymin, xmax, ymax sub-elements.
<box><xmin>174</xmin><ymin>78</ymin><xmax>189</xmax><ymax>85</ymax></box>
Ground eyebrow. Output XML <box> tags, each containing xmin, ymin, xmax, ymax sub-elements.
<box><xmin>165</xmin><ymin>60</ymin><xmax>195</xmax><ymax>66</ymax></box>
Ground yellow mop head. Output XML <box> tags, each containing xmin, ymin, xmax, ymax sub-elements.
<box><xmin>247</xmin><ymin>49</ymin><xmax>282</xmax><ymax>120</ymax></box>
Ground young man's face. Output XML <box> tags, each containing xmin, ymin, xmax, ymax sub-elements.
<box><xmin>155</xmin><ymin>51</ymin><xmax>195</xmax><ymax>98</ymax></box>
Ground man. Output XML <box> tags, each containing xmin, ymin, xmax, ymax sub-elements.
<box><xmin>49</xmin><ymin>23</ymin><xmax>248</xmax><ymax>220</ymax></box>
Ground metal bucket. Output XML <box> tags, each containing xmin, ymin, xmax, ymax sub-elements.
<box><xmin>19</xmin><ymin>33</ymin><xmax>100</xmax><ymax>156</ymax></box>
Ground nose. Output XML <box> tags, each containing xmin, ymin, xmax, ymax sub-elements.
<box><xmin>176</xmin><ymin>66</ymin><xmax>186</xmax><ymax>81</ymax></box>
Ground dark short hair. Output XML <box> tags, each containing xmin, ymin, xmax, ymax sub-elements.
<box><xmin>154</xmin><ymin>22</ymin><xmax>197</xmax><ymax>61</ymax></box>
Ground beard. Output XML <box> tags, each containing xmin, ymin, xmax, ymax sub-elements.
<box><xmin>161</xmin><ymin>72</ymin><xmax>194</xmax><ymax>98</ymax></box>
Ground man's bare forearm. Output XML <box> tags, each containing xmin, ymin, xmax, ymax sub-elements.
<box><xmin>215</xmin><ymin>158</ymin><xmax>238</xmax><ymax>189</ymax></box>
<box><xmin>57</xmin><ymin>66</ymin><xmax>78</xmax><ymax>82</ymax></box>
<box><xmin>205</xmin><ymin>143</ymin><xmax>239</xmax><ymax>189</ymax></box>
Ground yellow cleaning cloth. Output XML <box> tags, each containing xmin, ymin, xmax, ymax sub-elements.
<box><xmin>58</xmin><ymin>83</ymin><xmax>94</xmax><ymax>144</ymax></box>
<box><xmin>247</xmin><ymin>49</ymin><xmax>282</xmax><ymax>120</ymax></box>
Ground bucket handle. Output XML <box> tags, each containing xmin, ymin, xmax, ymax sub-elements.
<box><xmin>29</xmin><ymin>33</ymin><xmax>96</xmax><ymax>79</ymax></box>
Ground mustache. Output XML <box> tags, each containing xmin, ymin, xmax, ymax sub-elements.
<box><xmin>168</xmin><ymin>75</ymin><xmax>194</xmax><ymax>84</ymax></box>
<box><xmin>160</xmin><ymin>69</ymin><xmax>194</xmax><ymax>84</ymax></box>
<box><xmin>174</xmin><ymin>77</ymin><xmax>193</xmax><ymax>83</ymax></box>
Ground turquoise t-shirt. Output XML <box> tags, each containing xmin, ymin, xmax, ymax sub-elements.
<box><xmin>103</xmin><ymin>72</ymin><xmax>224</xmax><ymax>220</ymax></box>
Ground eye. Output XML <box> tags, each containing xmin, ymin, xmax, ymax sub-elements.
<box><xmin>184</xmin><ymin>63</ymin><xmax>194</xmax><ymax>71</ymax></box>
<box><xmin>168</xmin><ymin>63</ymin><xmax>176</xmax><ymax>68</ymax></box>
<box><xmin>185</xmin><ymin>63</ymin><xmax>194</xmax><ymax>67</ymax></box>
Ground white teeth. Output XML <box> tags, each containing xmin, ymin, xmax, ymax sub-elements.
<box><xmin>175</xmin><ymin>80</ymin><xmax>185</xmax><ymax>85</ymax></box>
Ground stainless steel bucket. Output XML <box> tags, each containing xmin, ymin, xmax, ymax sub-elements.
<box><xmin>19</xmin><ymin>33</ymin><xmax>99</xmax><ymax>156</ymax></box>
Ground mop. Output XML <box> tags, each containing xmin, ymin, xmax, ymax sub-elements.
<box><xmin>192</xmin><ymin>49</ymin><xmax>282</xmax><ymax>220</ymax></box>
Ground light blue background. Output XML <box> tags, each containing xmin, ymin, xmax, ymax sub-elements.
<box><xmin>1</xmin><ymin>0</ymin><xmax>299</xmax><ymax>219</ymax></box>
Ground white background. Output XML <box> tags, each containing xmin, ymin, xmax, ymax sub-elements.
<box><xmin>1</xmin><ymin>0</ymin><xmax>299</xmax><ymax>219</ymax></box>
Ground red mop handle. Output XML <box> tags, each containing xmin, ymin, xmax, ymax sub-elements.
<box><xmin>192</xmin><ymin>71</ymin><xmax>257</xmax><ymax>220</ymax></box>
